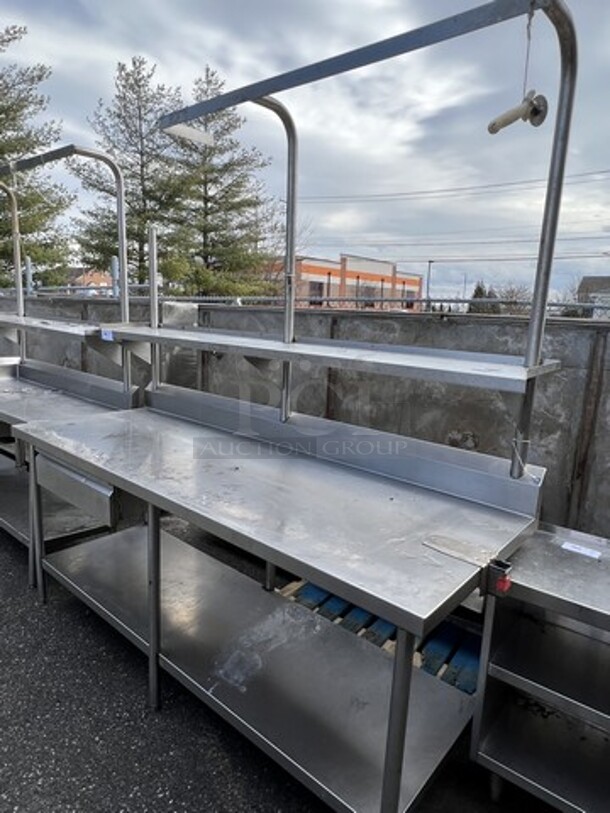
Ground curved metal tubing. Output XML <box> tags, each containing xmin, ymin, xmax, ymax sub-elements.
<box><xmin>511</xmin><ymin>0</ymin><xmax>577</xmax><ymax>477</ymax></box>
<box><xmin>70</xmin><ymin>146</ymin><xmax>130</xmax><ymax>325</ymax></box>
<box><xmin>254</xmin><ymin>97</ymin><xmax>298</xmax><ymax>422</ymax></box>
<box><xmin>0</xmin><ymin>182</ymin><xmax>25</xmax><ymax>359</ymax></box>
<box><xmin>0</xmin><ymin>145</ymin><xmax>130</xmax><ymax>323</ymax></box>
<box><xmin>0</xmin><ymin>144</ymin><xmax>132</xmax><ymax>390</ymax></box>
<box><xmin>0</xmin><ymin>183</ymin><xmax>24</xmax><ymax>318</ymax></box>
<box><xmin>527</xmin><ymin>2</ymin><xmax>577</xmax><ymax>368</ymax></box>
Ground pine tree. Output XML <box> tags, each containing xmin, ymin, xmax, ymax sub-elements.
<box><xmin>486</xmin><ymin>285</ymin><xmax>501</xmax><ymax>314</ymax></box>
<box><xmin>0</xmin><ymin>25</ymin><xmax>73</xmax><ymax>287</ymax></box>
<box><xmin>468</xmin><ymin>280</ymin><xmax>501</xmax><ymax>314</ymax></box>
<box><xmin>468</xmin><ymin>281</ymin><xmax>488</xmax><ymax>314</ymax></box>
<box><xmin>74</xmin><ymin>59</ymin><xmax>281</xmax><ymax>294</ymax></box>
<box><xmin>171</xmin><ymin>67</ymin><xmax>280</xmax><ymax>295</ymax></box>
<box><xmin>72</xmin><ymin>57</ymin><xmax>184</xmax><ymax>283</ymax></box>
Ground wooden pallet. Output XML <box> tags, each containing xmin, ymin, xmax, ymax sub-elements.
<box><xmin>281</xmin><ymin>580</ymin><xmax>481</xmax><ymax>694</ymax></box>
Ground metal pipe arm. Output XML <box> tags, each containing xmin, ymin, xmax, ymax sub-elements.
<box><xmin>70</xmin><ymin>146</ymin><xmax>129</xmax><ymax>323</ymax></box>
<box><xmin>0</xmin><ymin>143</ymin><xmax>132</xmax><ymax>390</ymax></box>
<box><xmin>0</xmin><ymin>145</ymin><xmax>77</xmax><ymax>176</ymax></box>
<box><xmin>0</xmin><ymin>143</ymin><xmax>130</xmax><ymax>323</ymax></box>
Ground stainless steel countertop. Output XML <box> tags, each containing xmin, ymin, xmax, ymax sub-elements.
<box><xmin>16</xmin><ymin>408</ymin><xmax>535</xmax><ymax>635</ymax></box>
<box><xmin>0</xmin><ymin>378</ymin><xmax>110</xmax><ymax>425</ymax></box>
<box><xmin>507</xmin><ymin>524</ymin><xmax>610</xmax><ymax>630</ymax></box>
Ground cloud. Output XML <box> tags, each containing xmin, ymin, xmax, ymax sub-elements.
<box><xmin>3</xmin><ymin>0</ymin><xmax>609</xmax><ymax>298</ymax></box>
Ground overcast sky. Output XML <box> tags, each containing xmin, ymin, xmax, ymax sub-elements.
<box><xmin>4</xmin><ymin>0</ymin><xmax>610</xmax><ymax>299</ymax></box>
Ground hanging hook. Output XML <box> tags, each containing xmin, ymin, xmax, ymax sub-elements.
<box><xmin>487</xmin><ymin>89</ymin><xmax>548</xmax><ymax>135</ymax></box>
<box><xmin>488</xmin><ymin>3</ymin><xmax>547</xmax><ymax>136</ymax></box>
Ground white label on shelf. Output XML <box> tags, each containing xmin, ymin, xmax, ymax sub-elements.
<box><xmin>561</xmin><ymin>541</ymin><xmax>601</xmax><ymax>560</ymax></box>
<box><xmin>101</xmin><ymin>329</ymin><xmax>114</xmax><ymax>341</ymax></box>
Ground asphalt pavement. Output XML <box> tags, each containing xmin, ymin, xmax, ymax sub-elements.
<box><xmin>0</xmin><ymin>524</ymin><xmax>552</xmax><ymax>813</ymax></box>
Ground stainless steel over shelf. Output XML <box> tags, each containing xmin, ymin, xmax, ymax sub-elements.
<box><xmin>100</xmin><ymin>323</ymin><xmax>561</xmax><ymax>393</ymax></box>
<box><xmin>0</xmin><ymin>357</ymin><xmax>20</xmax><ymax>371</ymax></box>
<box><xmin>0</xmin><ymin>313</ymin><xmax>100</xmax><ymax>337</ymax></box>
<box><xmin>15</xmin><ymin>407</ymin><xmax>535</xmax><ymax>637</ymax></box>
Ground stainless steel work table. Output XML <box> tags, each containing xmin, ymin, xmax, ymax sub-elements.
<box><xmin>15</xmin><ymin>406</ymin><xmax>537</xmax><ymax>813</ymax></box>
<box><xmin>472</xmin><ymin>525</ymin><xmax>610</xmax><ymax>812</ymax></box>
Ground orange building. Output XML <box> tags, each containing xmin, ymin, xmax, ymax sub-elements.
<box><xmin>294</xmin><ymin>254</ymin><xmax>422</xmax><ymax>310</ymax></box>
<box><xmin>68</xmin><ymin>268</ymin><xmax>113</xmax><ymax>291</ymax></box>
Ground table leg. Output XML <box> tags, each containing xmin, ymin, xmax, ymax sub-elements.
<box><xmin>14</xmin><ymin>439</ymin><xmax>26</xmax><ymax>469</ymax></box>
<box><xmin>264</xmin><ymin>562</ymin><xmax>277</xmax><ymax>591</ymax></box>
<box><xmin>28</xmin><ymin>445</ymin><xmax>46</xmax><ymax>602</ymax></box>
<box><xmin>27</xmin><ymin>494</ymin><xmax>36</xmax><ymax>589</ymax></box>
<box><xmin>148</xmin><ymin>504</ymin><xmax>161</xmax><ymax>709</ymax></box>
<box><xmin>380</xmin><ymin>628</ymin><xmax>416</xmax><ymax>813</ymax></box>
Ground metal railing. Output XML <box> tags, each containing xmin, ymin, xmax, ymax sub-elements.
<box><xmin>2</xmin><ymin>286</ymin><xmax>605</xmax><ymax>317</ymax></box>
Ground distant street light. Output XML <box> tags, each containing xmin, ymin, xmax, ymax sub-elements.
<box><xmin>426</xmin><ymin>259</ymin><xmax>434</xmax><ymax>311</ymax></box>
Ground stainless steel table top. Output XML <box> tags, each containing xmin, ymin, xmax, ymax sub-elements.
<box><xmin>0</xmin><ymin>378</ymin><xmax>110</xmax><ymax>425</ymax></box>
<box><xmin>16</xmin><ymin>408</ymin><xmax>535</xmax><ymax>635</ymax></box>
<box><xmin>507</xmin><ymin>524</ymin><xmax>610</xmax><ymax>631</ymax></box>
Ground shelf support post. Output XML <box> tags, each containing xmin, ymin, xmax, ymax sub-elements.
<box><xmin>148</xmin><ymin>225</ymin><xmax>161</xmax><ymax>391</ymax></box>
<box><xmin>253</xmin><ymin>97</ymin><xmax>298</xmax><ymax>423</ymax></box>
<box><xmin>0</xmin><ymin>182</ymin><xmax>25</xmax><ymax>360</ymax></box>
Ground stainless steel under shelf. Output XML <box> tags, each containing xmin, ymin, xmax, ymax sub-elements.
<box><xmin>0</xmin><ymin>455</ymin><xmax>101</xmax><ymax>545</ymax></box>
<box><xmin>44</xmin><ymin>527</ymin><xmax>475</xmax><ymax>813</ymax></box>
<box><xmin>489</xmin><ymin>614</ymin><xmax>609</xmax><ymax>731</ymax></box>
<box><xmin>478</xmin><ymin>683</ymin><xmax>610</xmax><ymax>813</ymax></box>
<box><xmin>100</xmin><ymin>322</ymin><xmax>560</xmax><ymax>393</ymax></box>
